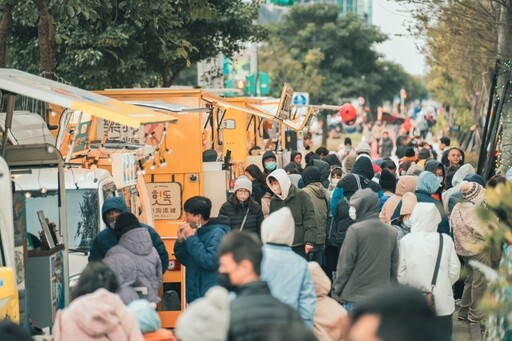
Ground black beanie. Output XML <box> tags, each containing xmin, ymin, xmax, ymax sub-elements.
<box><xmin>404</xmin><ymin>147</ymin><xmax>416</xmax><ymax>158</ymax></box>
<box><xmin>379</xmin><ymin>168</ymin><xmax>397</xmax><ymax>193</ymax></box>
<box><xmin>114</xmin><ymin>212</ymin><xmax>140</xmax><ymax>239</ymax></box>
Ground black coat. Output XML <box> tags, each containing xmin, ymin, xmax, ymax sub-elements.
<box><xmin>219</xmin><ymin>196</ymin><xmax>264</xmax><ymax>236</ymax></box>
<box><xmin>228</xmin><ymin>281</ymin><xmax>304</xmax><ymax>341</ymax></box>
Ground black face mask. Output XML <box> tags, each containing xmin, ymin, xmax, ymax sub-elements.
<box><xmin>218</xmin><ymin>272</ymin><xmax>237</xmax><ymax>292</ymax></box>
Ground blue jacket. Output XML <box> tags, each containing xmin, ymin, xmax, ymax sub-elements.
<box><xmin>261</xmin><ymin>244</ymin><xmax>316</xmax><ymax>327</ymax></box>
<box><xmin>88</xmin><ymin>197</ymin><xmax>169</xmax><ymax>273</ymax></box>
<box><xmin>174</xmin><ymin>217</ymin><xmax>230</xmax><ymax>303</ymax></box>
<box><xmin>392</xmin><ymin>172</ymin><xmax>450</xmax><ymax>235</ymax></box>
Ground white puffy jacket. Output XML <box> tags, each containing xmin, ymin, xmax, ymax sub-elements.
<box><xmin>398</xmin><ymin>202</ymin><xmax>461</xmax><ymax>316</ymax></box>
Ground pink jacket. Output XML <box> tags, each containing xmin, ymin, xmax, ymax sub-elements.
<box><xmin>380</xmin><ymin>175</ymin><xmax>418</xmax><ymax>224</ymax></box>
<box><xmin>53</xmin><ymin>289</ymin><xmax>144</xmax><ymax>341</ymax></box>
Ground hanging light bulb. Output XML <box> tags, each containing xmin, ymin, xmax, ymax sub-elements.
<box><xmin>24</xmin><ymin>192</ymin><xmax>32</xmax><ymax>198</ymax></box>
<box><xmin>51</xmin><ymin>111</ymin><xmax>56</xmax><ymax>117</ymax></box>
<box><xmin>160</xmin><ymin>158</ymin><xmax>167</xmax><ymax>167</ymax></box>
<box><xmin>41</xmin><ymin>187</ymin><xmax>47</xmax><ymax>194</ymax></box>
<box><xmin>150</xmin><ymin>162</ymin><xmax>156</xmax><ymax>171</ymax></box>
<box><xmin>162</xmin><ymin>128</ymin><xmax>167</xmax><ymax>136</ymax></box>
<box><xmin>165</xmin><ymin>148</ymin><xmax>173</xmax><ymax>155</ymax></box>
<box><xmin>149</xmin><ymin>153</ymin><xmax>155</xmax><ymax>160</ymax></box>
<box><xmin>141</xmin><ymin>169</ymin><xmax>146</xmax><ymax>175</ymax></box>
<box><xmin>47</xmin><ymin>146</ymin><xmax>55</xmax><ymax>153</ymax></box>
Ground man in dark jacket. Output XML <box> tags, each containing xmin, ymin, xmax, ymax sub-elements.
<box><xmin>335</xmin><ymin>189</ymin><xmax>399</xmax><ymax>313</ymax></box>
<box><xmin>302</xmin><ymin>166</ymin><xmax>330</xmax><ymax>265</ymax></box>
<box><xmin>88</xmin><ymin>197</ymin><xmax>169</xmax><ymax>273</ymax></box>
<box><xmin>267</xmin><ymin>168</ymin><xmax>318</xmax><ymax>259</ymax></box>
<box><xmin>262</xmin><ymin>150</ymin><xmax>278</xmax><ymax>176</ymax></box>
<box><xmin>218</xmin><ymin>231</ymin><xmax>305</xmax><ymax>340</ymax></box>
<box><xmin>174</xmin><ymin>196</ymin><xmax>230</xmax><ymax>303</ymax></box>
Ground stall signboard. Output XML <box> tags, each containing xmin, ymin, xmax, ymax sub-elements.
<box><xmin>146</xmin><ymin>182</ymin><xmax>182</xmax><ymax>220</ymax></box>
<box><xmin>275</xmin><ymin>84</ymin><xmax>294</xmax><ymax>121</ymax></box>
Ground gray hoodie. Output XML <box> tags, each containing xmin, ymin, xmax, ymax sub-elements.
<box><xmin>335</xmin><ymin>189</ymin><xmax>399</xmax><ymax>304</ymax></box>
<box><xmin>105</xmin><ymin>228</ymin><xmax>162</xmax><ymax>304</ymax></box>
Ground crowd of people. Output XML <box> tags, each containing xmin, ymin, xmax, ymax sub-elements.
<box><xmin>4</xmin><ymin>122</ymin><xmax>509</xmax><ymax>341</ymax></box>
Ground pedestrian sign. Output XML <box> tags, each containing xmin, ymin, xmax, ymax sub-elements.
<box><xmin>292</xmin><ymin>92</ymin><xmax>309</xmax><ymax>106</ymax></box>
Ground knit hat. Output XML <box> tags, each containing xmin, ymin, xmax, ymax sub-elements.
<box><xmin>355</xmin><ymin>142</ymin><xmax>371</xmax><ymax>155</ymax></box>
<box><xmin>343</xmin><ymin>150</ymin><xmax>357</xmax><ymax>173</ymax></box>
<box><xmin>175</xmin><ymin>286</ymin><xmax>230</xmax><ymax>341</ymax></box>
<box><xmin>406</xmin><ymin>165</ymin><xmax>423</xmax><ymax>176</ymax></box>
<box><xmin>127</xmin><ymin>300</ymin><xmax>160</xmax><ymax>333</ymax></box>
<box><xmin>234</xmin><ymin>176</ymin><xmax>252</xmax><ymax>194</ymax></box>
<box><xmin>459</xmin><ymin>181</ymin><xmax>484</xmax><ymax>202</ymax></box>
<box><xmin>379</xmin><ymin>169</ymin><xmax>397</xmax><ymax>192</ymax></box>
<box><xmin>404</xmin><ymin>147</ymin><xmax>416</xmax><ymax>158</ymax></box>
<box><xmin>400</xmin><ymin>192</ymin><xmax>418</xmax><ymax>216</ymax></box>
<box><xmin>418</xmin><ymin>148</ymin><xmax>430</xmax><ymax>160</ymax></box>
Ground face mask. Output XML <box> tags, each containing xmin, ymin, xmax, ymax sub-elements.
<box><xmin>331</xmin><ymin>179</ymin><xmax>340</xmax><ymax>188</ymax></box>
<box><xmin>348</xmin><ymin>206</ymin><xmax>357</xmax><ymax>221</ymax></box>
<box><xmin>236</xmin><ymin>191</ymin><xmax>250</xmax><ymax>202</ymax></box>
<box><xmin>108</xmin><ymin>219</ymin><xmax>117</xmax><ymax>229</ymax></box>
<box><xmin>264</xmin><ymin>161</ymin><xmax>277</xmax><ymax>171</ymax></box>
<box><xmin>403</xmin><ymin>218</ymin><xmax>412</xmax><ymax>230</ymax></box>
<box><xmin>218</xmin><ymin>272</ymin><xmax>237</xmax><ymax>292</ymax></box>
<box><xmin>436</xmin><ymin>176</ymin><xmax>443</xmax><ymax>187</ymax></box>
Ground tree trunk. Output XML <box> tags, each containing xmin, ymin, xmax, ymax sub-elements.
<box><xmin>162</xmin><ymin>61</ymin><xmax>170</xmax><ymax>87</ymax></box>
<box><xmin>321</xmin><ymin>112</ymin><xmax>328</xmax><ymax>147</ymax></box>
<box><xmin>497</xmin><ymin>1</ymin><xmax>512</xmax><ymax>174</ymax></box>
<box><xmin>34</xmin><ymin>0</ymin><xmax>55</xmax><ymax>79</ymax></box>
<box><xmin>0</xmin><ymin>1</ymin><xmax>14</xmax><ymax>67</ymax></box>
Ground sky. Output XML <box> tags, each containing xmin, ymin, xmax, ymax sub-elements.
<box><xmin>372</xmin><ymin>0</ymin><xmax>427</xmax><ymax>76</ymax></box>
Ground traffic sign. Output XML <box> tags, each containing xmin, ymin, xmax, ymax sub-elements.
<box><xmin>292</xmin><ymin>92</ymin><xmax>309</xmax><ymax>106</ymax></box>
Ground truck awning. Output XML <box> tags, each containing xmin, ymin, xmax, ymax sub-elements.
<box><xmin>0</xmin><ymin>69</ymin><xmax>177</xmax><ymax>128</ymax></box>
<box><xmin>201</xmin><ymin>92</ymin><xmax>275</xmax><ymax>120</ymax></box>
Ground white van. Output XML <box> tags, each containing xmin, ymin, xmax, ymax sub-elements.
<box><xmin>0</xmin><ymin>111</ymin><xmax>55</xmax><ymax>145</ymax></box>
<box><xmin>11</xmin><ymin>167</ymin><xmax>116</xmax><ymax>283</ymax></box>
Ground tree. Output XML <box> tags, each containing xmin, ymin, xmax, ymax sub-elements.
<box><xmin>398</xmin><ymin>0</ymin><xmax>512</xmax><ymax>172</ymax></box>
<box><xmin>259</xmin><ymin>4</ymin><xmax>427</xmax><ymax>144</ymax></box>
<box><xmin>3</xmin><ymin>0</ymin><xmax>265</xmax><ymax>89</ymax></box>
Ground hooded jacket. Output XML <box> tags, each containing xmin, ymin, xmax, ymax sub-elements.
<box><xmin>310</xmin><ymin>159</ymin><xmax>331</xmax><ymax>189</ymax></box>
<box><xmin>309</xmin><ymin>262</ymin><xmax>348</xmax><ymax>341</ymax></box>
<box><xmin>52</xmin><ymin>289</ymin><xmax>144</xmax><ymax>341</ymax></box>
<box><xmin>229</xmin><ymin>281</ymin><xmax>305</xmax><ymax>341</ymax></box>
<box><xmin>260</xmin><ymin>207</ymin><xmax>316</xmax><ymax>327</ymax></box>
<box><xmin>302</xmin><ymin>166</ymin><xmax>330</xmax><ymax>245</ymax></box>
<box><xmin>330</xmin><ymin>158</ymin><xmax>383</xmax><ymax>217</ymax></box>
<box><xmin>331</xmin><ymin>174</ymin><xmax>359</xmax><ymax>247</ymax></box>
<box><xmin>392</xmin><ymin>172</ymin><xmax>450</xmax><ymax>235</ymax></box>
<box><xmin>450</xmin><ymin>187</ymin><xmax>486</xmax><ymax>257</ymax></box>
<box><xmin>379</xmin><ymin>175</ymin><xmax>417</xmax><ymax>224</ymax></box>
<box><xmin>105</xmin><ymin>228</ymin><xmax>162</xmax><ymax>304</ymax></box>
<box><xmin>262</xmin><ymin>150</ymin><xmax>277</xmax><ymax>175</ymax></box>
<box><xmin>398</xmin><ymin>203</ymin><xmax>461</xmax><ymax>316</ymax></box>
<box><xmin>89</xmin><ymin>197</ymin><xmax>169</xmax><ymax>273</ymax></box>
<box><xmin>424</xmin><ymin>159</ymin><xmax>446</xmax><ymax>200</ymax></box>
<box><xmin>174</xmin><ymin>217</ymin><xmax>230</xmax><ymax>303</ymax></box>
<box><xmin>335</xmin><ymin>189</ymin><xmax>399</xmax><ymax>304</ymax></box>
<box><xmin>442</xmin><ymin>164</ymin><xmax>475</xmax><ymax>213</ymax></box>
<box><xmin>219</xmin><ymin>195</ymin><xmax>264</xmax><ymax>236</ymax></box>
<box><xmin>267</xmin><ymin>169</ymin><xmax>318</xmax><ymax>246</ymax></box>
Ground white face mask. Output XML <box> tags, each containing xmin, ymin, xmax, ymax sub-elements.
<box><xmin>403</xmin><ymin>218</ymin><xmax>412</xmax><ymax>229</ymax></box>
<box><xmin>348</xmin><ymin>206</ymin><xmax>357</xmax><ymax>221</ymax></box>
<box><xmin>436</xmin><ymin>176</ymin><xmax>443</xmax><ymax>187</ymax></box>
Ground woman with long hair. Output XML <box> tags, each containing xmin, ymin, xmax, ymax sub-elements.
<box><xmin>219</xmin><ymin>176</ymin><xmax>264</xmax><ymax>237</ymax></box>
<box><xmin>245</xmin><ymin>164</ymin><xmax>272</xmax><ymax>217</ymax></box>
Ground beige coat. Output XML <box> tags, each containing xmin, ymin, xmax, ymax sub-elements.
<box><xmin>309</xmin><ymin>262</ymin><xmax>348</xmax><ymax>341</ymax></box>
<box><xmin>379</xmin><ymin>175</ymin><xmax>418</xmax><ymax>223</ymax></box>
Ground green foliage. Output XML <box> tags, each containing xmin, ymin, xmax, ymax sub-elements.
<box><xmin>6</xmin><ymin>0</ymin><xmax>265</xmax><ymax>88</ymax></box>
<box><xmin>259</xmin><ymin>4</ymin><xmax>427</xmax><ymax>111</ymax></box>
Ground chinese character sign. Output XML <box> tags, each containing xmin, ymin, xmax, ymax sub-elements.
<box><xmin>146</xmin><ymin>182</ymin><xmax>182</xmax><ymax>220</ymax></box>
